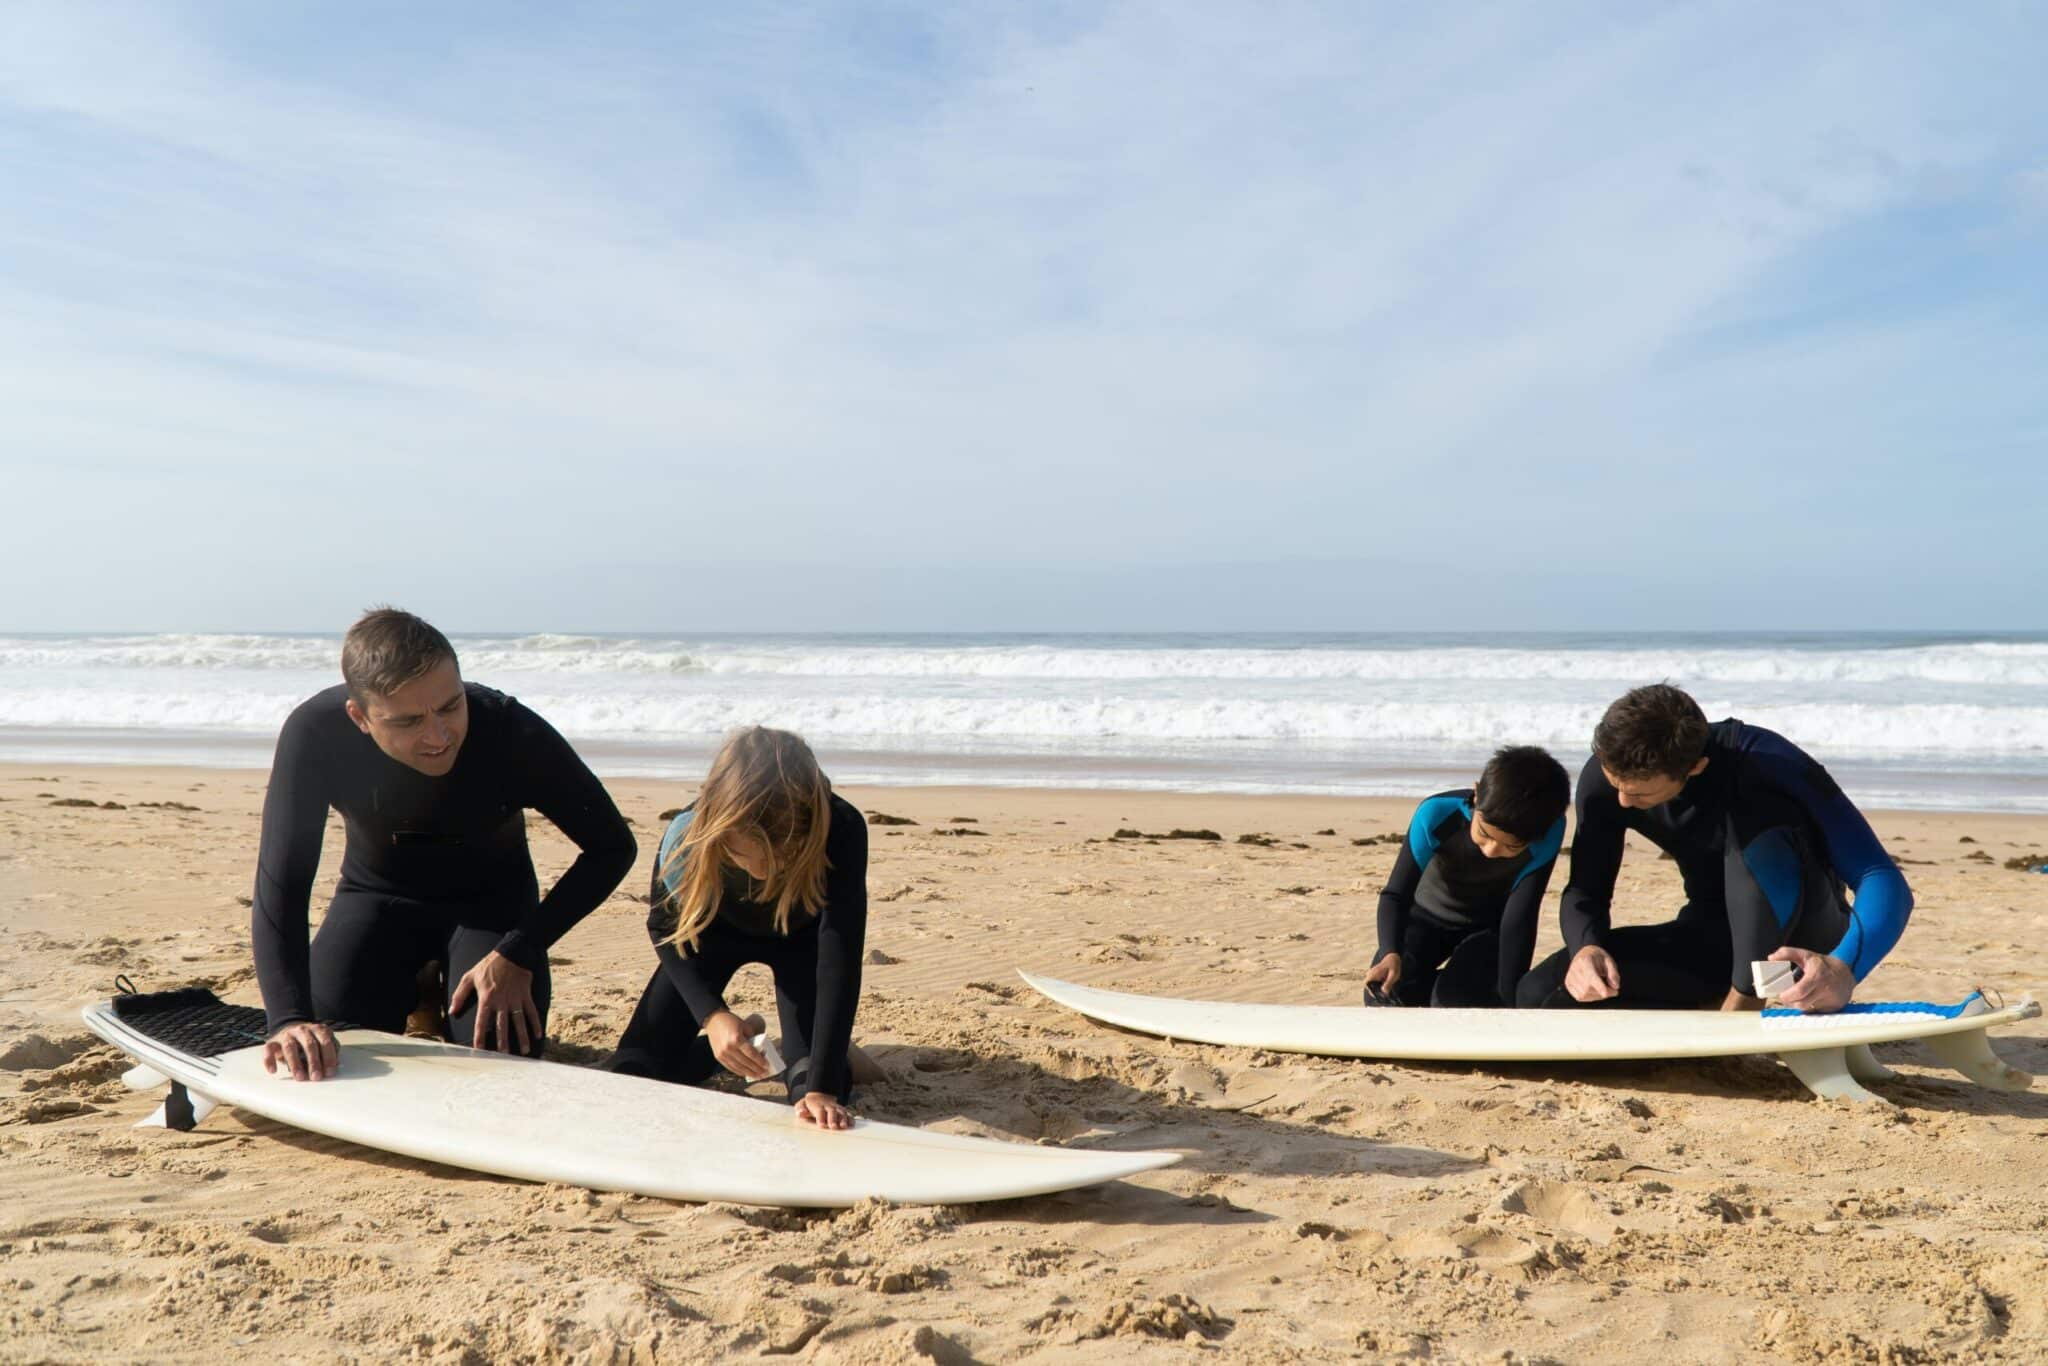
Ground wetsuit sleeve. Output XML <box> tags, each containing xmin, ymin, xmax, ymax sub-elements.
<box><xmin>492</xmin><ymin>705</ymin><xmax>638</xmax><ymax>972</ymax></box>
<box><xmin>1376</xmin><ymin>795</ymin><xmax>1462</xmax><ymax>963</ymax></box>
<box><xmin>805</xmin><ymin>812</ymin><xmax>869</xmax><ymax>1099</ymax></box>
<box><xmin>251</xmin><ymin>708</ymin><xmax>331</xmax><ymax>1033</ymax></box>
<box><xmin>651</xmin><ymin>938</ymin><xmax>730</xmax><ymax>1024</ymax></box>
<box><xmin>643</xmin><ymin>814</ymin><xmax>733</xmax><ymax>1024</ymax></box>
<box><xmin>1559</xmin><ymin>760</ymin><xmax>1624</xmax><ymax>956</ymax></box>
<box><xmin>1373</xmin><ymin>836</ymin><xmax>1423</xmax><ymax>964</ymax></box>
<box><xmin>1758</xmin><ymin>747</ymin><xmax>1913</xmax><ymax>981</ymax></box>
<box><xmin>1495</xmin><ymin>816</ymin><xmax>1565</xmax><ymax>1002</ymax></box>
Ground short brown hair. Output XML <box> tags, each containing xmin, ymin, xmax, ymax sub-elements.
<box><xmin>341</xmin><ymin>608</ymin><xmax>457</xmax><ymax>703</ymax></box>
<box><xmin>1594</xmin><ymin>684</ymin><xmax>1709</xmax><ymax>781</ymax></box>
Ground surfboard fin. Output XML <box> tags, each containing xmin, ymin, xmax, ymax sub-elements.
<box><xmin>1843</xmin><ymin>1044</ymin><xmax>1897</xmax><ymax>1084</ymax></box>
<box><xmin>1921</xmin><ymin>1028</ymin><xmax>2034</xmax><ymax>1092</ymax></box>
<box><xmin>1777</xmin><ymin>1047</ymin><xmax>1892</xmax><ymax>1105</ymax></box>
<box><xmin>136</xmin><ymin>1080</ymin><xmax>218</xmax><ymax>1131</ymax></box>
<box><xmin>121</xmin><ymin>1063</ymin><xmax>169</xmax><ymax>1091</ymax></box>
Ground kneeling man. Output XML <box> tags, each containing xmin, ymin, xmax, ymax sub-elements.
<box><xmin>253</xmin><ymin>609</ymin><xmax>636</xmax><ymax>1079</ymax></box>
<box><xmin>1518</xmin><ymin>684</ymin><xmax>1910</xmax><ymax>1014</ymax></box>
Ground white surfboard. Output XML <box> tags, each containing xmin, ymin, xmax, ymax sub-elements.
<box><xmin>1019</xmin><ymin>971</ymin><xmax>2041</xmax><ymax>1105</ymax></box>
<box><xmin>84</xmin><ymin>995</ymin><xmax>1178</xmax><ymax>1207</ymax></box>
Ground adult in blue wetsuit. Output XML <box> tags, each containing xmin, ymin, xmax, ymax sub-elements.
<box><xmin>251</xmin><ymin>609</ymin><xmax>636</xmax><ymax>1081</ymax></box>
<box><xmin>1366</xmin><ymin>746</ymin><xmax>1570</xmax><ymax>1008</ymax></box>
<box><xmin>1517</xmin><ymin>684</ymin><xmax>1911</xmax><ymax>1014</ymax></box>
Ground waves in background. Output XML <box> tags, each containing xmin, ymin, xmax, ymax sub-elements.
<box><xmin>2</xmin><ymin>631</ymin><xmax>2045</xmax><ymax>809</ymax></box>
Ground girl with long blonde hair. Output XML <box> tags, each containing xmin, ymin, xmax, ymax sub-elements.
<box><xmin>605</xmin><ymin>727</ymin><xmax>868</xmax><ymax>1130</ymax></box>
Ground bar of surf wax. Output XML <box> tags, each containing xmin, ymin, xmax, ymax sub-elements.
<box><xmin>751</xmin><ymin>1031</ymin><xmax>787</xmax><ymax>1075</ymax></box>
<box><xmin>1751</xmin><ymin>960</ymin><xmax>1797</xmax><ymax>999</ymax></box>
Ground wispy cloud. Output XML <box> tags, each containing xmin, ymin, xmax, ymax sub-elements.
<box><xmin>0</xmin><ymin>2</ymin><xmax>2042</xmax><ymax>629</ymax></box>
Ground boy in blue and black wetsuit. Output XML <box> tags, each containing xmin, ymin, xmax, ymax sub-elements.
<box><xmin>1365</xmin><ymin>746</ymin><xmax>1571</xmax><ymax>1008</ymax></box>
<box><xmin>1518</xmin><ymin>684</ymin><xmax>1912</xmax><ymax>1014</ymax></box>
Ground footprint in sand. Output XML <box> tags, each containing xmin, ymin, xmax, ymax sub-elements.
<box><xmin>1496</xmin><ymin>1179</ymin><xmax>1619</xmax><ymax>1242</ymax></box>
<box><xmin>1391</xmin><ymin>1224</ymin><xmax>1554</xmax><ymax>1276</ymax></box>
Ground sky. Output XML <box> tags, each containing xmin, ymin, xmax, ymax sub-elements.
<box><xmin>1</xmin><ymin>1</ymin><xmax>2044</xmax><ymax>634</ymax></box>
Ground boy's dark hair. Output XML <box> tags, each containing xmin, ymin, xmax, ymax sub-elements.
<box><xmin>1593</xmin><ymin>683</ymin><xmax>1709</xmax><ymax>780</ymax></box>
<box><xmin>1472</xmin><ymin>745</ymin><xmax>1570</xmax><ymax>841</ymax></box>
<box><xmin>341</xmin><ymin>607</ymin><xmax>457</xmax><ymax>703</ymax></box>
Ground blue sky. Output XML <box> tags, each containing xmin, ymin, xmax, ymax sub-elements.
<box><xmin>2</xmin><ymin>2</ymin><xmax>2043</xmax><ymax>632</ymax></box>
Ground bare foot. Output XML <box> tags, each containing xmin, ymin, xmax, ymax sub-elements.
<box><xmin>404</xmin><ymin>960</ymin><xmax>447</xmax><ymax>1038</ymax></box>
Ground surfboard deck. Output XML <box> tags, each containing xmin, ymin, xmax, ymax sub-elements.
<box><xmin>1019</xmin><ymin>971</ymin><xmax>2040</xmax><ymax>1105</ymax></box>
<box><xmin>84</xmin><ymin>992</ymin><xmax>1178</xmax><ymax>1207</ymax></box>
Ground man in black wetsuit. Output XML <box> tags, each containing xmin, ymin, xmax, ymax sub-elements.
<box><xmin>252</xmin><ymin>609</ymin><xmax>636</xmax><ymax>1080</ymax></box>
<box><xmin>1518</xmin><ymin>684</ymin><xmax>1912</xmax><ymax>1014</ymax></box>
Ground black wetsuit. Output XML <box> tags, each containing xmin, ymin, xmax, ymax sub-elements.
<box><xmin>607</xmin><ymin>794</ymin><xmax>869</xmax><ymax>1102</ymax></box>
<box><xmin>1373</xmin><ymin>790</ymin><xmax>1564</xmax><ymax>1007</ymax></box>
<box><xmin>251</xmin><ymin>683</ymin><xmax>636</xmax><ymax>1051</ymax></box>
<box><xmin>1517</xmin><ymin>719</ymin><xmax>1912</xmax><ymax>1009</ymax></box>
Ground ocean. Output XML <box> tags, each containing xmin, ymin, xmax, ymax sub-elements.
<box><xmin>2</xmin><ymin>631</ymin><xmax>2045</xmax><ymax>811</ymax></box>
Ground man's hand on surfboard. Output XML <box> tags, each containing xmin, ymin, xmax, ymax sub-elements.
<box><xmin>1767</xmin><ymin>946</ymin><xmax>1854</xmax><ymax>1014</ymax></box>
<box><xmin>1565</xmin><ymin>945</ymin><xmax>1623</xmax><ymax>1003</ymax></box>
<box><xmin>794</xmin><ymin>1092</ymin><xmax>853</xmax><ymax>1131</ymax></box>
<box><xmin>705</xmin><ymin>1010</ymin><xmax>775</xmax><ymax>1081</ymax></box>
<box><xmin>263</xmin><ymin>1021</ymin><xmax>339</xmax><ymax>1081</ymax></box>
<box><xmin>449</xmin><ymin>951</ymin><xmax>543</xmax><ymax>1054</ymax></box>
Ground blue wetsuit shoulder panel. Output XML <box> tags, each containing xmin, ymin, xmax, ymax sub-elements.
<box><xmin>1406</xmin><ymin>792</ymin><xmax>1474</xmax><ymax>874</ymax></box>
<box><xmin>1509</xmin><ymin>814</ymin><xmax>1567</xmax><ymax>889</ymax></box>
<box><xmin>1728</xmin><ymin>721</ymin><xmax>1912</xmax><ymax>981</ymax></box>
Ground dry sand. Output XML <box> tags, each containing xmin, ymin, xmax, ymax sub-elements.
<box><xmin>2</xmin><ymin>761</ymin><xmax>2045</xmax><ymax>1363</ymax></box>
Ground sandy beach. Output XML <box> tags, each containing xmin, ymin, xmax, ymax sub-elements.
<box><xmin>3</xmin><ymin>761</ymin><xmax>2045</xmax><ymax>1363</ymax></box>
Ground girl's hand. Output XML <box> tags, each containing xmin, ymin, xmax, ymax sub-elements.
<box><xmin>704</xmin><ymin>1010</ymin><xmax>773</xmax><ymax>1080</ymax></box>
<box><xmin>794</xmin><ymin>1092</ymin><xmax>853</xmax><ymax>1131</ymax></box>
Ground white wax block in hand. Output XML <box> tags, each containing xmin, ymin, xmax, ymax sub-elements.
<box><xmin>750</xmin><ymin>1031</ymin><xmax>786</xmax><ymax>1076</ymax></box>
<box><xmin>1751</xmin><ymin>960</ymin><xmax>1798</xmax><ymax>1000</ymax></box>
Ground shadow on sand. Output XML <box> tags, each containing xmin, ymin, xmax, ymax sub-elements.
<box><xmin>1051</xmin><ymin>1016</ymin><xmax>2048</xmax><ymax>1118</ymax></box>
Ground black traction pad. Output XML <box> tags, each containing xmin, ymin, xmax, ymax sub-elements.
<box><xmin>110</xmin><ymin>987</ymin><xmax>273</xmax><ymax>1059</ymax></box>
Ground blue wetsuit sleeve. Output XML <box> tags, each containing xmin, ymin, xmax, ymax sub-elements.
<box><xmin>1495</xmin><ymin>816</ymin><xmax>1564</xmax><ymax>1002</ymax></box>
<box><xmin>251</xmin><ymin>705</ymin><xmax>330</xmax><ymax>1033</ymax></box>
<box><xmin>1759</xmin><ymin>749</ymin><xmax>1913</xmax><ymax>981</ymax></box>
<box><xmin>1559</xmin><ymin>760</ymin><xmax>1623</xmax><ymax>956</ymax></box>
<box><xmin>494</xmin><ymin>703</ymin><xmax>637</xmax><ymax>973</ymax></box>
<box><xmin>644</xmin><ymin>812</ymin><xmax>731</xmax><ymax>1025</ymax></box>
<box><xmin>805</xmin><ymin>811</ymin><xmax>869</xmax><ymax>1100</ymax></box>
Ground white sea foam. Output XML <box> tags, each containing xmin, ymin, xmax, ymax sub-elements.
<box><xmin>1</xmin><ymin>685</ymin><xmax>2042</xmax><ymax>756</ymax></box>
<box><xmin>3</xmin><ymin>632</ymin><xmax>2046</xmax><ymax>804</ymax></box>
<box><xmin>6</xmin><ymin>634</ymin><xmax>2048</xmax><ymax>686</ymax></box>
